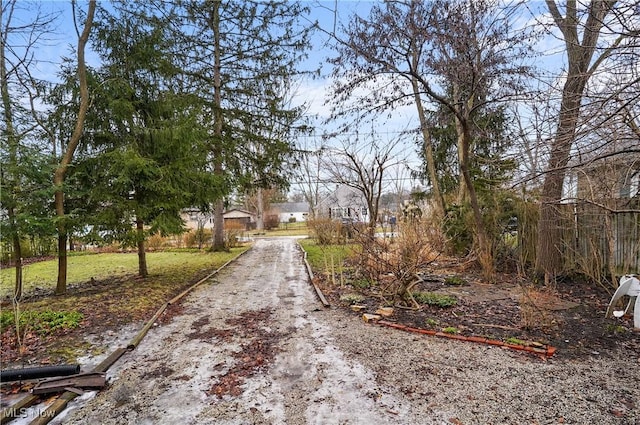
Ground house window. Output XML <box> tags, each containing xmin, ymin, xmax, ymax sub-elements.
<box><xmin>562</xmin><ymin>173</ymin><xmax>577</xmax><ymax>203</ymax></box>
<box><xmin>630</xmin><ymin>172</ymin><xmax>639</xmax><ymax>198</ymax></box>
<box><xmin>620</xmin><ymin>171</ymin><xmax>640</xmax><ymax>198</ymax></box>
<box><xmin>331</xmin><ymin>207</ymin><xmax>348</xmax><ymax>218</ymax></box>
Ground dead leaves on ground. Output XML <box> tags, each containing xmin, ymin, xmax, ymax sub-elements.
<box><xmin>208</xmin><ymin>309</ymin><xmax>281</xmax><ymax>399</ymax></box>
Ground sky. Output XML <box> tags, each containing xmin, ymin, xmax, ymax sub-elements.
<box><xmin>6</xmin><ymin>1</ymin><xmax>396</xmax><ymax>128</ymax></box>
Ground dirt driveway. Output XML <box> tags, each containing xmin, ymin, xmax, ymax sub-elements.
<box><xmin>56</xmin><ymin>237</ymin><xmax>638</xmax><ymax>424</ymax></box>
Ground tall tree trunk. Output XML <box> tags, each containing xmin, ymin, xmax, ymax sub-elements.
<box><xmin>136</xmin><ymin>217</ymin><xmax>148</xmax><ymax>278</ymax></box>
<box><xmin>53</xmin><ymin>0</ymin><xmax>96</xmax><ymax>294</ymax></box>
<box><xmin>213</xmin><ymin>197</ymin><xmax>225</xmax><ymax>250</ymax></box>
<box><xmin>210</xmin><ymin>0</ymin><xmax>226</xmax><ymax>251</ymax></box>
<box><xmin>256</xmin><ymin>187</ymin><xmax>264</xmax><ymax>230</ymax></box>
<box><xmin>455</xmin><ymin>112</ymin><xmax>494</xmax><ymax>279</ymax></box>
<box><xmin>410</xmin><ymin>76</ymin><xmax>446</xmax><ymax>218</ymax></box>
<box><xmin>536</xmin><ymin>0</ymin><xmax>614</xmax><ymax>280</ymax></box>
<box><xmin>1</xmin><ymin>12</ymin><xmax>24</xmax><ymax>299</ymax></box>
<box><xmin>56</xmin><ymin>210</ymin><xmax>68</xmax><ymax>293</ymax></box>
<box><xmin>535</xmin><ymin>71</ymin><xmax>589</xmax><ymax>279</ymax></box>
<box><xmin>10</xmin><ymin>214</ymin><xmax>23</xmax><ymax>300</ymax></box>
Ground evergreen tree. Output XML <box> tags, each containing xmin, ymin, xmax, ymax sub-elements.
<box><xmin>78</xmin><ymin>2</ymin><xmax>217</xmax><ymax>277</ymax></box>
<box><xmin>168</xmin><ymin>0</ymin><xmax>313</xmax><ymax>250</ymax></box>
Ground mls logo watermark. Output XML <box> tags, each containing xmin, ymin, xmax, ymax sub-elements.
<box><xmin>4</xmin><ymin>407</ymin><xmax>56</xmax><ymax>420</ymax></box>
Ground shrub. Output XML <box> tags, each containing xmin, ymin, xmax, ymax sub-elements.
<box><xmin>519</xmin><ymin>285</ymin><xmax>557</xmax><ymax>330</ymax></box>
<box><xmin>147</xmin><ymin>233</ymin><xmax>167</xmax><ymax>250</ymax></box>
<box><xmin>339</xmin><ymin>293</ymin><xmax>365</xmax><ymax>304</ymax></box>
<box><xmin>184</xmin><ymin>229</ymin><xmax>213</xmax><ymax>249</ymax></box>
<box><xmin>308</xmin><ymin>218</ymin><xmax>343</xmax><ymax>245</ymax></box>
<box><xmin>0</xmin><ymin>311</ymin><xmax>13</xmax><ymax>331</ymax></box>
<box><xmin>224</xmin><ymin>221</ymin><xmax>246</xmax><ymax>248</ymax></box>
<box><xmin>444</xmin><ymin>276</ymin><xmax>466</xmax><ymax>286</ymax></box>
<box><xmin>264</xmin><ymin>214</ymin><xmax>280</xmax><ymax>230</ymax></box>
<box><xmin>350</xmin><ymin>277</ymin><xmax>373</xmax><ymax>289</ymax></box>
<box><xmin>442</xmin><ymin>203</ymin><xmax>474</xmax><ymax>255</ymax></box>
<box><xmin>352</xmin><ymin>215</ymin><xmax>438</xmax><ymax>308</ymax></box>
<box><xmin>1</xmin><ymin>238</ymin><xmax>35</xmax><ymax>264</ymax></box>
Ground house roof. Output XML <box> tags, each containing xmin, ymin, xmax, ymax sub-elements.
<box><xmin>317</xmin><ymin>185</ymin><xmax>366</xmax><ymax>208</ymax></box>
<box><xmin>223</xmin><ymin>209</ymin><xmax>254</xmax><ymax>219</ymax></box>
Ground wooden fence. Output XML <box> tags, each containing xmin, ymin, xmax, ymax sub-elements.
<box><xmin>559</xmin><ymin>200</ymin><xmax>639</xmax><ymax>276</ymax></box>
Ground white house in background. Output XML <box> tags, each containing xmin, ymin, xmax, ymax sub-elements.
<box><xmin>270</xmin><ymin>202</ymin><xmax>310</xmax><ymax>223</ymax></box>
<box><xmin>181</xmin><ymin>208</ymin><xmax>214</xmax><ymax>231</ymax></box>
<box><xmin>316</xmin><ymin>185</ymin><xmax>370</xmax><ymax>223</ymax></box>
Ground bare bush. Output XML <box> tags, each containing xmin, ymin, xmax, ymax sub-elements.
<box><xmin>354</xmin><ymin>216</ymin><xmax>438</xmax><ymax>308</ymax></box>
<box><xmin>184</xmin><ymin>229</ymin><xmax>213</xmax><ymax>249</ymax></box>
<box><xmin>147</xmin><ymin>233</ymin><xmax>168</xmax><ymax>250</ymax></box>
<box><xmin>264</xmin><ymin>214</ymin><xmax>280</xmax><ymax>230</ymax></box>
<box><xmin>307</xmin><ymin>218</ymin><xmax>343</xmax><ymax>245</ymax></box>
<box><xmin>224</xmin><ymin>222</ymin><xmax>246</xmax><ymax>249</ymax></box>
<box><xmin>519</xmin><ymin>285</ymin><xmax>559</xmax><ymax>331</ymax></box>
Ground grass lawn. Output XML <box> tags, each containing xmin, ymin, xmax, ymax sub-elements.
<box><xmin>258</xmin><ymin>221</ymin><xmax>310</xmax><ymax>237</ymax></box>
<box><xmin>0</xmin><ymin>249</ymin><xmax>247</xmax><ymax>299</ymax></box>
<box><xmin>1</xmin><ymin>247</ymin><xmax>251</xmax><ymax>364</ymax></box>
<box><xmin>298</xmin><ymin>238</ymin><xmax>357</xmax><ymax>270</ymax></box>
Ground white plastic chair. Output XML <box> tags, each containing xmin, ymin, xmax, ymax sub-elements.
<box><xmin>606</xmin><ymin>275</ymin><xmax>640</xmax><ymax>329</ymax></box>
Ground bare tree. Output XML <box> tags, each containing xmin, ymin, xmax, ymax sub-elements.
<box><xmin>52</xmin><ymin>0</ymin><xmax>95</xmax><ymax>294</ymax></box>
<box><xmin>328</xmin><ymin>0</ymin><xmax>533</xmax><ymax>278</ymax></box>
<box><xmin>421</xmin><ymin>0</ymin><xmax>533</xmax><ymax>278</ymax></box>
<box><xmin>327</xmin><ymin>0</ymin><xmax>446</xmax><ymax>217</ymax></box>
<box><xmin>510</xmin><ymin>86</ymin><xmax>559</xmax><ymax>195</ymax></box>
<box><xmin>569</xmin><ymin>64</ymin><xmax>640</xmax><ymax>284</ymax></box>
<box><xmin>294</xmin><ymin>135</ymin><xmax>325</xmax><ymax>218</ymax></box>
<box><xmin>535</xmin><ymin>0</ymin><xmax>640</xmax><ymax>280</ymax></box>
<box><xmin>320</xmin><ymin>132</ymin><xmax>405</xmax><ymax>233</ymax></box>
<box><xmin>1</xmin><ymin>0</ymin><xmax>58</xmax><ymax>298</ymax></box>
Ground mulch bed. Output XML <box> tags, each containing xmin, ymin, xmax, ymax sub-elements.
<box><xmin>317</xmin><ymin>264</ymin><xmax>639</xmax><ymax>359</ymax></box>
